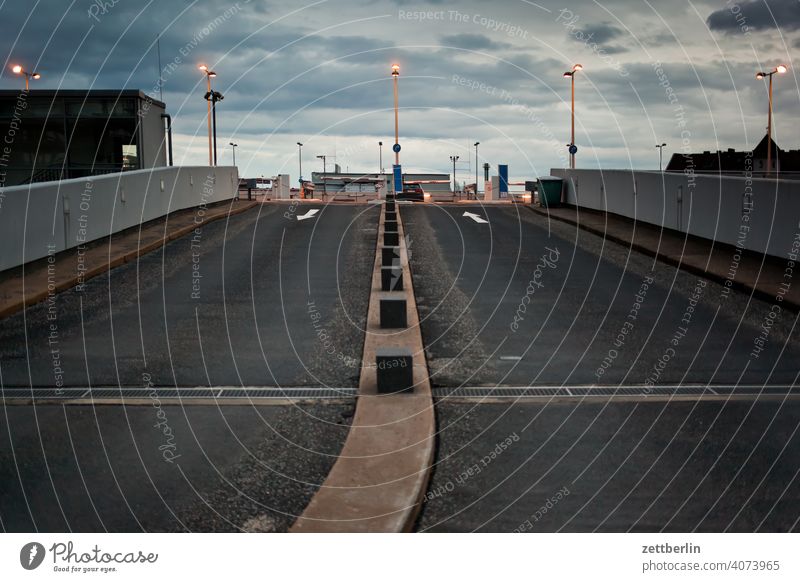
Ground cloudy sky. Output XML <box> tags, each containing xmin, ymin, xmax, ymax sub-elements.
<box><xmin>2</xmin><ymin>0</ymin><xmax>798</xmax><ymax>181</ymax></box>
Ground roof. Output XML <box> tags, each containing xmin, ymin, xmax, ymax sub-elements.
<box><xmin>0</xmin><ymin>89</ymin><xmax>165</xmax><ymax>109</ymax></box>
<box><xmin>665</xmin><ymin>134</ymin><xmax>799</xmax><ymax>173</ymax></box>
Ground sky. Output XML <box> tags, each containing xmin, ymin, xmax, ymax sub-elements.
<box><xmin>1</xmin><ymin>0</ymin><xmax>799</xmax><ymax>181</ymax></box>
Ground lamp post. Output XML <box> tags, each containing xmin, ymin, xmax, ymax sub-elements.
<box><xmin>756</xmin><ymin>64</ymin><xmax>788</xmax><ymax>176</ymax></box>
<box><xmin>229</xmin><ymin>142</ymin><xmax>238</xmax><ymax>167</ymax></box>
<box><xmin>198</xmin><ymin>65</ymin><xmax>217</xmax><ymax>166</ymax></box>
<box><xmin>450</xmin><ymin>155</ymin><xmax>459</xmax><ymax>193</ymax></box>
<box><xmin>474</xmin><ymin>142</ymin><xmax>480</xmax><ymax>199</ymax></box>
<box><xmin>297</xmin><ymin>142</ymin><xmax>303</xmax><ymax>183</ymax></box>
<box><xmin>378</xmin><ymin>141</ymin><xmax>383</xmax><ymax>173</ymax></box>
<box><xmin>655</xmin><ymin>143</ymin><xmax>667</xmax><ymax>171</ymax></box>
<box><xmin>317</xmin><ymin>154</ymin><xmax>327</xmax><ymax>199</ymax></box>
<box><xmin>392</xmin><ymin>65</ymin><xmax>400</xmax><ymax>166</ymax></box>
<box><xmin>11</xmin><ymin>65</ymin><xmax>41</xmax><ymax>90</ymax></box>
<box><xmin>563</xmin><ymin>64</ymin><xmax>582</xmax><ymax>169</ymax></box>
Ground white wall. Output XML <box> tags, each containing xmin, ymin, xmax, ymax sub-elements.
<box><xmin>550</xmin><ymin>168</ymin><xmax>800</xmax><ymax>260</ymax></box>
<box><xmin>0</xmin><ymin>166</ymin><xmax>238</xmax><ymax>272</ymax></box>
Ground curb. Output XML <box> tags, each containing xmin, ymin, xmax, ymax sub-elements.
<box><xmin>291</xmin><ymin>202</ymin><xmax>435</xmax><ymax>533</ymax></box>
<box><xmin>0</xmin><ymin>199</ymin><xmax>258</xmax><ymax>320</ymax></box>
<box><xmin>529</xmin><ymin>205</ymin><xmax>800</xmax><ymax>311</ymax></box>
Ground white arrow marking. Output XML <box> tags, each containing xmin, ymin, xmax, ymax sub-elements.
<box><xmin>297</xmin><ymin>209</ymin><xmax>319</xmax><ymax>221</ymax></box>
<box><xmin>463</xmin><ymin>211</ymin><xmax>488</xmax><ymax>224</ymax></box>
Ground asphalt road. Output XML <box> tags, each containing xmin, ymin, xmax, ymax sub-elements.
<box><xmin>403</xmin><ymin>205</ymin><xmax>800</xmax><ymax>387</ymax></box>
<box><xmin>0</xmin><ymin>204</ymin><xmax>378</xmax><ymax>388</ymax></box>
<box><xmin>0</xmin><ymin>402</ymin><xmax>353</xmax><ymax>532</ymax></box>
<box><xmin>418</xmin><ymin>399</ymin><xmax>800</xmax><ymax>532</ymax></box>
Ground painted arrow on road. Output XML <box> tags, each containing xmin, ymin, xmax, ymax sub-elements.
<box><xmin>297</xmin><ymin>209</ymin><xmax>319</xmax><ymax>221</ymax></box>
<box><xmin>463</xmin><ymin>211</ymin><xmax>488</xmax><ymax>224</ymax></box>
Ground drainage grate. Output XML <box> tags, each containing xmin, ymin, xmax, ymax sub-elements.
<box><xmin>2</xmin><ymin>386</ymin><xmax>358</xmax><ymax>402</ymax></box>
<box><xmin>432</xmin><ymin>385</ymin><xmax>800</xmax><ymax>399</ymax></box>
<box><xmin>220</xmin><ymin>387</ymin><xmax>357</xmax><ymax>399</ymax></box>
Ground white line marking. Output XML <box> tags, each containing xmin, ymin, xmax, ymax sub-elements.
<box><xmin>463</xmin><ymin>211</ymin><xmax>488</xmax><ymax>223</ymax></box>
<box><xmin>297</xmin><ymin>209</ymin><xmax>319</xmax><ymax>221</ymax></box>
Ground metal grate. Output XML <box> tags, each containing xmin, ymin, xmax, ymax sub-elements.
<box><xmin>220</xmin><ymin>387</ymin><xmax>356</xmax><ymax>399</ymax></box>
<box><xmin>2</xmin><ymin>386</ymin><xmax>358</xmax><ymax>402</ymax></box>
<box><xmin>432</xmin><ymin>385</ymin><xmax>800</xmax><ymax>399</ymax></box>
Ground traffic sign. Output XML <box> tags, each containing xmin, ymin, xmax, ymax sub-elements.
<box><xmin>393</xmin><ymin>143</ymin><xmax>401</xmax><ymax>153</ymax></box>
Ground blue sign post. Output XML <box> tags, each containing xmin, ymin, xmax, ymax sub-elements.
<box><xmin>499</xmin><ymin>164</ymin><xmax>509</xmax><ymax>196</ymax></box>
<box><xmin>393</xmin><ymin>165</ymin><xmax>403</xmax><ymax>193</ymax></box>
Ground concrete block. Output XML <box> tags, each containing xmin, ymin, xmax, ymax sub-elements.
<box><xmin>381</xmin><ymin>245</ymin><xmax>400</xmax><ymax>267</ymax></box>
<box><xmin>384</xmin><ymin>231</ymin><xmax>399</xmax><ymax>246</ymax></box>
<box><xmin>380</xmin><ymin>296</ymin><xmax>407</xmax><ymax>328</ymax></box>
<box><xmin>381</xmin><ymin>265</ymin><xmax>403</xmax><ymax>291</ymax></box>
<box><xmin>376</xmin><ymin>347</ymin><xmax>413</xmax><ymax>394</ymax></box>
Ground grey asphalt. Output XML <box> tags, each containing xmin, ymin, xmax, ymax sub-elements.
<box><xmin>0</xmin><ymin>204</ymin><xmax>378</xmax><ymax>388</ymax></box>
<box><xmin>0</xmin><ymin>402</ymin><xmax>353</xmax><ymax>532</ymax></box>
<box><xmin>418</xmin><ymin>399</ymin><xmax>800</xmax><ymax>532</ymax></box>
<box><xmin>403</xmin><ymin>205</ymin><xmax>800</xmax><ymax>387</ymax></box>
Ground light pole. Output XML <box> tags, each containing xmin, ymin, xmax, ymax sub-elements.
<box><xmin>655</xmin><ymin>143</ymin><xmax>667</xmax><ymax>171</ymax></box>
<box><xmin>229</xmin><ymin>142</ymin><xmax>238</xmax><ymax>167</ymax></box>
<box><xmin>297</xmin><ymin>142</ymin><xmax>303</xmax><ymax>183</ymax></box>
<box><xmin>563</xmin><ymin>64</ymin><xmax>582</xmax><ymax>169</ymax></box>
<box><xmin>474</xmin><ymin>142</ymin><xmax>480</xmax><ymax>199</ymax></box>
<box><xmin>199</xmin><ymin>65</ymin><xmax>217</xmax><ymax>166</ymax></box>
<box><xmin>756</xmin><ymin>64</ymin><xmax>788</xmax><ymax>176</ymax></box>
<box><xmin>317</xmin><ymin>154</ymin><xmax>327</xmax><ymax>199</ymax></box>
<box><xmin>11</xmin><ymin>65</ymin><xmax>40</xmax><ymax>90</ymax></box>
<box><xmin>392</xmin><ymin>65</ymin><xmax>400</xmax><ymax>166</ymax></box>
<box><xmin>378</xmin><ymin>141</ymin><xmax>383</xmax><ymax>173</ymax></box>
<box><xmin>450</xmin><ymin>155</ymin><xmax>459</xmax><ymax>193</ymax></box>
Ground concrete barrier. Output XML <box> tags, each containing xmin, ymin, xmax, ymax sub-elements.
<box><xmin>384</xmin><ymin>231</ymin><xmax>400</xmax><ymax>246</ymax></box>
<box><xmin>376</xmin><ymin>347</ymin><xmax>414</xmax><ymax>394</ymax></box>
<box><xmin>381</xmin><ymin>265</ymin><xmax>403</xmax><ymax>291</ymax></box>
<box><xmin>0</xmin><ymin>166</ymin><xmax>238</xmax><ymax>272</ymax></box>
<box><xmin>381</xmin><ymin>245</ymin><xmax>400</xmax><ymax>267</ymax></box>
<box><xmin>380</xmin><ymin>296</ymin><xmax>407</xmax><ymax>328</ymax></box>
<box><xmin>549</xmin><ymin>168</ymin><xmax>800</xmax><ymax>260</ymax></box>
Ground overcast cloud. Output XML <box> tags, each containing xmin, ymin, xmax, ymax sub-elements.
<box><xmin>1</xmin><ymin>0</ymin><xmax>798</xmax><ymax>180</ymax></box>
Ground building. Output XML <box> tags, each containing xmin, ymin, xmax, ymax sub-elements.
<box><xmin>0</xmin><ymin>89</ymin><xmax>170</xmax><ymax>187</ymax></box>
<box><xmin>310</xmin><ymin>171</ymin><xmax>451</xmax><ymax>200</ymax></box>
<box><xmin>665</xmin><ymin>134</ymin><xmax>800</xmax><ymax>177</ymax></box>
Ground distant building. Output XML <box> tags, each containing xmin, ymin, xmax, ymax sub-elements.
<box><xmin>310</xmin><ymin>171</ymin><xmax>451</xmax><ymax>199</ymax></box>
<box><xmin>666</xmin><ymin>135</ymin><xmax>800</xmax><ymax>177</ymax></box>
<box><xmin>0</xmin><ymin>89</ymin><xmax>170</xmax><ymax>187</ymax></box>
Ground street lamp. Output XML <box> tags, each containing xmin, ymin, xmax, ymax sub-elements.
<box><xmin>296</xmin><ymin>142</ymin><xmax>304</xmax><ymax>183</ymax></box>
<box><xmin>199</xmin><ymin>64</ymin><xmax>217</xmax><ymax>166</ymax></box>
<box><xmin>11</xmin><ymin>65</ymin><xmax>41</xmax><ymax>90</ymax></box>
<box><xmin>229</xmin><ymin>142</ymin><xmax>238</xmax><ymax>167</ymax></box>
<box><xmin>378</xmin><ymin>141</ymin><xmax>383</xmax><ymax>174</ymax></box>
<box><xmin>450</xmin><ymin>155</ymin><xmax>459</xmax><ymax>193</ymax></box>
<box><xmin>655</xmin><ymin>143</ymin><xmax>667</xmax><ymax>172</ymax></box>
<box><xmin>392</xmin><ymin>65</ymin><xmax>400</xmax><ymax>167</ymax></box>
<box><xmin>474</xmin><ymin>142</ymin><xmax>480</xmax><ymax>199</ymax></box>
<box><xmin>563</xmin><ymin>64</ymin><xmax>582</xmax><ymax>169</ymax></box>
<box><xmin>755</xmin><ymin>64</ymin><xmax>788</xmax><ymax>176</ymax></box>
<box><xmin>317</xmin><ymin>154</ymin><xmax>327</xmax><ymax>199</ymax></box>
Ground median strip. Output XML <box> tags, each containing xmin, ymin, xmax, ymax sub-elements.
<box><xmin>291</xmin><ymin>198</ymin><xmax>435</xmax><ymax>533</ymax></box>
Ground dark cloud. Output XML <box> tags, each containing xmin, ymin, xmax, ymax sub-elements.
<box><xmin>707</xmin><ymin>0</ymin><xmax>800</xmax><ymax>33</ymax></box>
<box><xmin>439</xmin><ymin>33</ymin><xmax>512</xmax><ymax>51</ymax></box>
<box><xmin>576</xmin><ymin>22</ymin><xmax>624</xmax><ymax>44</ymax></box>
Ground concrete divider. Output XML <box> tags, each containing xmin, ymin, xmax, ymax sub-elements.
<box><xmin>380</xmin><ymin>296</ymin><xmax>407</xmax><ymax>328</ymax></box>
<box><xmin>291</xmin><ymin>199</ymin><xmax>434</xmax><ymax>533</ymax></box>
<box><xmin>550</xmin><ymin>168</ymin><xmax>800</xmax><ymax>260</ymax></box>
<box><xmin>381</xmin><ymin>265</ymin><xmax>403</xmax><ymax>291</ymax></box>
<box><xmin>0</xmin><ymin>166</ymin><xmax>238</xmax><ymax>272</ymax></box>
